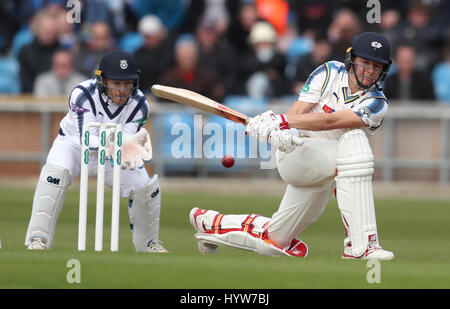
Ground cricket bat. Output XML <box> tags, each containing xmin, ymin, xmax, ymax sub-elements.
<box><xmin>151</xmin><ymin>84</ymin><xmax>303</xmax><ymax>145</ymax></box>
<box><xmin>151</xmin><ymin>84</ymin><xmax>249</xmax><ymax>125</ymax></box>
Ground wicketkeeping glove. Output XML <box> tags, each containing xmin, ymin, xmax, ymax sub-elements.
<box><xmin>106</xmin><ymin>128</ymin><xmax>152</xmax><ymax>170</ymax></box>
<box><xmin>268</xmin><ymin>128</ymin><xmax>304</xmax><ymax>153</ymax></box>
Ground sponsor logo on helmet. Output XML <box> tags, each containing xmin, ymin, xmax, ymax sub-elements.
<box><xmin>371</xmin><ymin>41</ymin><xmax>382</xmax><ymax>50</ymax></box>
<box><xmin>120</xmin><ymin>59</ymin><xmax>128</xmax><ymax>69</ymax></box>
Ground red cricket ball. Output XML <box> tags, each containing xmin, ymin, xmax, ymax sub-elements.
<box><xmin>222</xmin><ymin>155</ymin><xmax>235</xmax><ymax>168</ymax></box>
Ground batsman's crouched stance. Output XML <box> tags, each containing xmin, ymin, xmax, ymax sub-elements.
<box><xmin>190</xmin><ymin>32</ymin><xmax>395</xmax><ymax>260</ymax></box>
<box><xmin>25</xmin><ymin>50</ymin><xmax>167</xmax><ymax>253</ymax></box>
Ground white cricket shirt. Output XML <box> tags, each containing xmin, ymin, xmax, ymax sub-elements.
<box><xmin>297</xmin><ymin>60</ymin><xmax>388</xmax><ymax>140</ymax></box>
<box><xmin>58</xmin><ymin>79</ymin><xmax>150</xmax><ymax>148</ymax></box>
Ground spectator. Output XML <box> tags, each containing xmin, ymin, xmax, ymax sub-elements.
<box><xmin>131</xmin><ymin>0</ymin><xmax>186</xmax><ymax>31</ymax></box>
<box><xmin>0</xmin><ymin>1</ymin><xmax>22</xmax><ymax>54</ymax></box>
<box><xmin>291</xmin><ymin>32</ymin><xmax>333</xmax><ymax>94</ymax></box>
<box><xmin>195</xmin><ymin>17</ymin><xmax>237</xmax><ymax>94</ymax></box>
<box><xmin>431</xmin><ymin>44</ymin><xmax>450</xmax><ymax>103</ymax></box>
<box><xmin>227</xmin><ymin>1</ymin><xmax>260</xmax><ymax>55</ymax></box>
<box><xmin>201</xmin><ymin>0</ymin><xmax>234</xmax><ymax>36</ymax></box>
<box><xmin>379</xmin><ymin>9</ymin><xmax>401</xmax><ymax>44</ymax></box>
<box><xmin>384</xmin><ymin>44</ymin><xmax>435</xmax><ymax>101</ymax></box>
<box><xmin>158</xmin><ymin>34</ymin><xmax>225</xmax><ymax>102</ymax></box>
<box><xmin>74</xmin><ymin>22</ymin><xmax>115</xmax><ymax>78</ymax></box>
<box><xmin>277</xmin><ymin>20</ymin><xmax>314</xmax><ymax>83</ymax></box>
<box><xmin>134</xmin><ymin>15</ymin><xmax>175</xmax><ymax>93</ymax></box>
<box><xmin>0</xmin><ymin>52</ymin><xmax>20</xmax><ymax>94</ymax></box>
<box><xmin>18</xmin><ymin>10</ymin><xmax>61</xmax><ymax>93</ymax></box>
<box><xmin>82</xmin><ymin>0</ymin><xmax>138</xmax><ymax>38</ymax></box>
<box><xmin>54</xmin><ymin>6</ymin><xmax>78</xmax><ymax>51</ymax></box>
<box><xmin>327</xmin><ymin>9</ymin><xmax>361</xmax><ymax>62</ymax></box>
<box><xmin>287</xmin><ymin>0</ymin><xmax>334</xmax><ymax>35</ymax></box>
<box><xmin>33</xmin><ymin>50</ymin><xmax>87</xmax><ymax>97</ymax></box>
<box><xmin>237</xmin><ymin>21</ymin><xmax>288</xmax><ymax>99</ymax></box>
<box><xmin>255</xmin><ymin>0</ymin><xmax>289</xmax><ymax>35</ymax></box>
<box><xmin>390</xmin><ymin>1</ymin><xmax>444</xmax><ymax>71</ymax></box>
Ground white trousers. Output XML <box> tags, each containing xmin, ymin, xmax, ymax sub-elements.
<box><xmin>204</xmin><ymin>138</ymin><xmax>339</xmax><ymax>250</ymax></box>
<box><xmin>268</xmin><ymin>138</ymin><xmax>338</xmax><ymax>247</ymax></box>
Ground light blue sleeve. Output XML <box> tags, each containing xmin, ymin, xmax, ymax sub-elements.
<box><xmin>352</xmin><ymin>97</ymin><xmax>388</xmax><ymax>134</ymax></box>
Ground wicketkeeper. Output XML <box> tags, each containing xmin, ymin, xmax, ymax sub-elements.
<box><xmin>25</xmin><ymin>50</ymin><xmax>168</xmax><ymax>253</ymax></box>
<box><xmin>190</xmin><ymin>32</ymin><xmax>395</xmax><ymax>260</ymax></box>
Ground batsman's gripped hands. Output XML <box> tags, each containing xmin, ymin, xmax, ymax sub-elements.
<box><xmin>245</xmin><ymin>110</ymin><xmax>290</xmax><ymax>142</ymax></box>
<box><xmin>246</xmin><ymin>110</ymin><xmax>304</xmax><ymax>152</ymax></box>
<box><xmin>269</xmin><ymin>128</ymin><xmax>303</xmax><ymax>153</ymax></box>
<box><xmin>106</xmin><ymin>128</ymin><xmax>152</xmax><ymax>170</ymax></box>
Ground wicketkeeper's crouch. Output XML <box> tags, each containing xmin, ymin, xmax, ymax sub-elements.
<box><xmin>25</xmin><ymin>50</ymin><xmax>168</xmax><ymax>253</ymax></box>
<box><xmin>190</xmin><ymin>32</ymin><xmax>395</xmax><ymax>260</ymax></box>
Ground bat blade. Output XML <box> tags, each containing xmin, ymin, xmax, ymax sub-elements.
<box><xmin>151</xmin><ymin>84</ymin><xmax>249</xmax><ymax>124</ymax></box>
<box><xmin>151</xmin><ymin>84</ymin><xmax>304</xmax><ymax>147</ymax></box>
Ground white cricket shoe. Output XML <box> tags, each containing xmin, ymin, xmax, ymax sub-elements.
<box><xmin>342</xmin><ymin>242</ymin><xmax>394</xmax><ymax>260</ymax></box>
<box><xmin>189</xmin><ymin>207</ymin><xmax>218</xmax><ymax>254</ymax></box>
<box><xmin>146</xmin><ymin>240</ymin><xmax>169</xmax><ymax>253</ymax></box>
<box><xmin>27</xmin><ymin>238</ymin><xmax>46</xmax><ymax>250</ymax></box>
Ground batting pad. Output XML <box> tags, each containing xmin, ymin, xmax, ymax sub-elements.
<box><xmin>195</xmin><ymin>231</ymin><xmax>295</xmax><ymax>257</ymax></box>
<box><xmin>195</xmin><ymin>231</ymin><xmax>259</xmax><ymax>252</ymax></box>
<box><xmin>335</xmin><ymin>129</ymin><xmax>378</xmax><ymax>257</ymax></box>
<box><xmin>128</xmin><ymin>174</ymin><xmax>161</xmax><ymax>252</ymax></box>
<box><xmin>25</xmin><ymin>163</ymin><xmax>72</xmax><ymax>248</ymax></box>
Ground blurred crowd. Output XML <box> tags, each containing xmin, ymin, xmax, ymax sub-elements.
<box><xmin>0</xmin><ymin>0</ymin><xmax>449</xmax><ymax>104</ymax></box>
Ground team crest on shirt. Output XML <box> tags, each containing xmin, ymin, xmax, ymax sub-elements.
<box><xmin>70</xmin><ymin>102</ymin><xmax>89</xmax><ymax>114</ymax></box>
<box><xmin>359</xmin><ymin>106</ymin><xmax>371</xmax><ymax>117</ymax></box>
<box><xmin>120</xmin><ymin>59</ymin><xmax>128</xmax><ymax>69</ymax></box>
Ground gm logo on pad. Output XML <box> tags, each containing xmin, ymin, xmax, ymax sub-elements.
<box><xmin>47</xmin><ymin>176</ymin><xmax>60</xmax><ymax>185</ymax></box>
<box><xmin>151</xmin><ymin>188</ymin><xmax>160</xmax><ymax>198</ymax></box>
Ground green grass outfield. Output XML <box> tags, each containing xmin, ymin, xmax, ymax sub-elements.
<box><xmin>0</xmin><ymin>187</ymin><xmax>449</xmax><ymax>289</ymax></box>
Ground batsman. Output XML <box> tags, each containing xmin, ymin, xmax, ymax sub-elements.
<box><xmin>25</xmin><ymin>50</ymin><xmax>168</xmax><ymax>253</ymax></box>
<box><xmin>190</xmin><ymin>32</ymin><xmax>394</xmax><ymax>260</ymax></box>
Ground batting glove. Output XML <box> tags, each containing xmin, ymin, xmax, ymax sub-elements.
<box><xmin>246</xmin><ymin>110</ymin><xmax>290</xmax><ymax>142</ymax></box>
<box><xmin>268</xmin><ymin>128</ymin><xmax>304</xmax><ymax>153</ymax></box>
